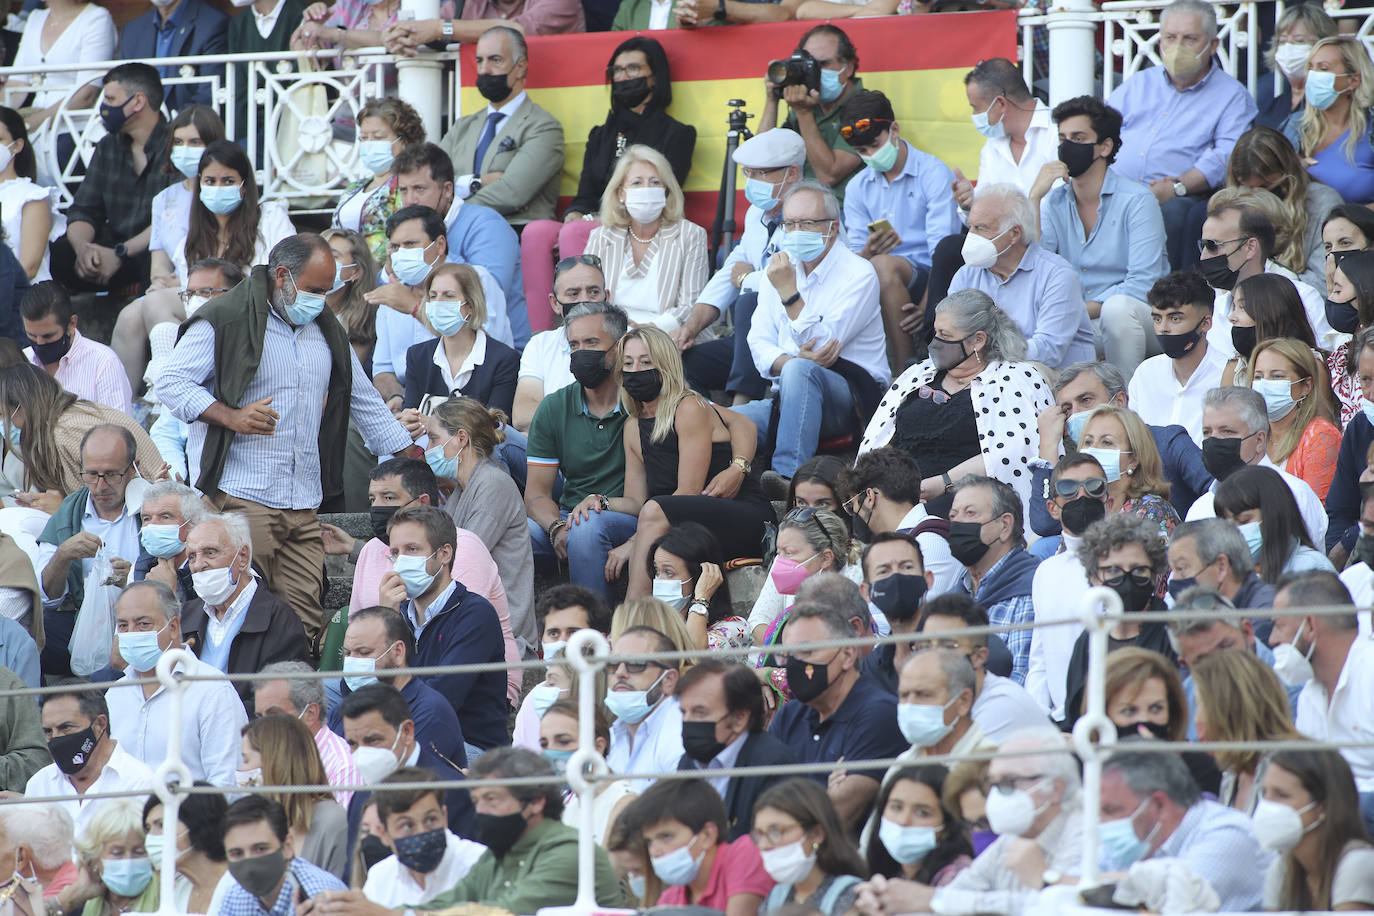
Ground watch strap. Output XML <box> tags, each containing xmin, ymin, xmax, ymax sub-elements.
<box><xmin>782</xmin><ymin>291</ymin><xmax>801</xmax><ymax>307</ymax></box>
<box><xmin>713</xmin><ymin>0</ymin><xmax>727</xmax><ymax>19</ymax></box>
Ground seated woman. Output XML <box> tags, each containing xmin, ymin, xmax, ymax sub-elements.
<box><xmin>1292</xmin><ymin>36</ymin><xmax>1374</xmax><ymax>206</ymax></box>
<box><xmin>329</xmin><ymin>98</ymin><xmax>425</xmax><ymax>265</ymax></box>
<box><xmin>1255</xmin><ymin>4</ymin><xmax>1338</xmax><ymax>132</ymax></box>
<box><xmin>520</xmin><ymin>37</ymin><xmax>695</xmax><ymax>328</ymax></box>
<box><xmin>787</xmin><ymin>455</ymin><xmax>851</xmax><ymax>514</ymax></box>
<box><xmin>1223</xmin><ymin>273</ymin><xmax>1322</xmax><ymax>388</ymax></box>
<box><xmin>69</xmin><ymin>800</ymin><xmax>158</xmax><ymax>916</ymax></box>
<box><xmin>1325</xmin><ymin>249</ymin><xmax>1374</xmax><ymax>425</ymax></box>
<box><xmin>754</xmin><ymin>778</ymin><xmax>868</xmax><ymax>916</ymax></box>
<box><xmin>0</xmin><ymin>107</ymin><xmax>63</xmax><ymax>282</ymax></box>
<box><xmin>540</xmin><ymin>698</ymin><xmax>636</xmax><ymax>846</ymax></box>
<box><xmin>613</xmin><ymin>326</ymin><xmax>771</xmax><ymax>595</ymax></box>
<box><xmin>1075</xmin><ymin>404</ymin><xmax>1180</xmax><ymax>539</ymax></box>
<box><xmin>1249</xmin><ymin>337</ymin><xmax>1340</xmax><ymax>500</ymax></box>
<box><xmin>941</xmin><ymin>760</ymin><xmax>993</xmax><ymax>855</ymax></box>
<box><xmin>141</xmin><ymin>788</ymin><xmax>228</xmax><ymax>915</ymax></box>
<box><xmin>1214</xmin><ymin>465</ymin><xmax>1334</xmax><ymax>584</ymax></box>
<box><xmin>1329</xmin><ymin>327</ymin><xmax>1374</xmax><ymax>556</ymax></box>
<box><xmin>584</xmin><ymin>146</ymin><xmax>709</xmax><ymax>338</ymax></box>
<box><xmin>646</xmin><ymin>521</ymin><xmax>749</xmax><ymax>652</ymax></box>
<box><xmin>858</xmin><ymin>290</ymin><xmax>1052</xmax><ymax>519</ymax></box>
<box><xmin>863</xmin><ymin>765</ymin><xmax>972</xmax><ymax>890</ymax></box>
<box><xmin>1259</xmin><ymin>747</ymin><xmax>1374</xmax><ymax>910</ymax></box>
<box><xmin>9</xmin><ymin>0</ymin><xmax>115</xmax><ymax>135</ymax></box>
<box><xmin>240</xmin><ymin>714</ymin><xmax>348</xmax><ymax>879</ymax></box>
<box><xmin>403</xmin><ymin>263</ymin><xmax>520</xmax><ymax>415</ymax></box>
<box><xmin>1191</xmin><ymin>648</ymin><xmax>1303</xmax><ymax>814</ymax></box>
<box><xmin>323</xmin><ymin>227</ymin><xmax>380</xmax><ymax>369</ymax></box>
<box><xmin>747</xmin><ymin>507</ymin><xmax>857</xmax><ymax>646</ymax></box>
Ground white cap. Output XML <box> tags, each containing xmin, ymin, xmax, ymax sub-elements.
<box><xmin>733</xmin><ymin>128</ymin><xmax>806</xmax><ymax>171</ymax></box>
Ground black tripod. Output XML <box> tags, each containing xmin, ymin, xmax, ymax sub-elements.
<box><xmin>709</xmin><ymin>99</ymin><xmax>753</xmax><ymax>266</ymax></box>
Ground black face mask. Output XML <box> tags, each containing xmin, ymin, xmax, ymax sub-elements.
<box><xmin>1057</xmin><ymin>139</ymin><xmax>1097</xmax><ymax>178</ymax></box>
<box><xmin>1059</xmin><ymin>495</ymin><xmax>1106</xmax><ymax>536</ymax></box>
<box><xmin>681</xmin><ymin>720</ymin><xmax>727</xmax><ymax>764</ymax></box>
<box><xmin>47</xmin><ymin>725</ymin><xmax>99</xmax><ymax>776</ymax></box>
<box><xmin>1198</xmin><ymin>252</ymin><xmax>1241</xmax><ymax>291</ymax></box>
<box><xmin>370</xmin><ymin>505</ymin><xmax>398</xmax><ymax>542</ymax></box>
<box><xmin>611</xmin><ymin>77</ymin><xmax>652</xmax><ymax>108</ymax></box>
<box><xmin>947</xmin><ymin>520</ymin><xmax>991</xmax><ymax>567</ymax></box>
<box><xmin>1326</xmin><ymin>297</ymin><xmax>1361</xmax><ymax>334</ymax></box>
<box><xmin>1128</xmin><ymin>719</ymin><xmax>1171</xmax><ymax>740</ymax></box>
<box><xmin>570</xmin><ymin>348</ymin><xmax>612</xmax><ymax>389</ymax></box>
<box><xmin>1201</xmin><ymin>434</ymin><xmax>1251</xmax><ymax>482</ymax></box>
<box><xmin>1166</xmin><ymin>574</ymin><xmax>1198</xmax><ymax>600</ymax></box>
<box><xmin>360</xmin><ymin>834</ymin><xmax>391</xmax><ymax>872</ymax></box>
<box><xmin>928</xmin><ymin>335</ymin><xmax>974</xmax><ymax>372</ymax></box>
<box><xmin>475</xmin><ymin>72</ymin><xmax>512</xmax><ymax>103</ymax></box>
<box><xmin>784</xmin><ymin>654</ymin><xmax>832</xmax><ymax>703</ymax></box>
<box><xmin>1155</xmin><ymin>317</ymin><xmax>1206</xmax><ymax>360</ymax></box>
<box><xmin>622</xmin><ymin>368</ymin><xmax>663</xmax><ymax>402</ymax></box>
<box><xmin>1106</xmin><ymin>571</ymin><xmax>1155</xmax><ymax>613</ymax></box>
<box><xmin>869</xmin><ymin>572</ymin><xmax>927</xmax><ymax>621</ymax></box>
<box><xmin>1230</xmin><ymin>323</ymin><xmax>1257</xmax><ymax>358</ymax></box>
<box><xmin>28</xmin><ymin>334</ymin><xmax>72</xmax><ymax>366</ymax></box>
<box><xmin>473</xmin><ymin>810</ymin><xmax>527</xmax><ymax>858</ymax></box>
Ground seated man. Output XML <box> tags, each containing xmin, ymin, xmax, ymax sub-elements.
<box><xmin>675</xmin><ymin>659</ymin><xmax>797</xmax><ymax>840</ymax></box>
<box><xmin>1186</xmin><ymin>386</ymin><xmax>1327</xmax><ymax>549</ymax></box>
<box><xmin>370</xmin><ymin>204</ymin><xmax>512</xmax><ymax>410</ymax></box>
<box><xmin>49</xmin><ymin>64</ymin><xmax>177</xmax><ymax>293</ymax></box>
<box><xmin>106</xmin><ymin>581</ymin><xmax>247</xmax><ymax>785</ymax></box>
<box><xmin>858</xmin><ymin>532</ymin><xmax>934</xmax><ymax>694</ymax></box>
<box><xmin>1129</xmin><ymin>271</ymin><xmax>1229</xmax><ymax>445</ymax></box>
<box><xmin>36</xmin><ymin>424</ymin><xmax>145</xmax><ymax>676</ymax></box>
<box><xmin>948</xmin><ymin>475</ymin><xmax>1040</xmax><ymax>685</ymax></box>
<box><xmin>133</xmin><ymin>480</ymin><xmax>204</xmax><ymax>603</ymax></box>
<box><xmin>512</xmin><ymin>584</ymin><xmax>611</xmax><ymax>749</ymax></box>
<box><xmin>221</xmin><ymin>796</ymin><xmax>346</xmax><ymax>912</ymax></box>
<box><xmin>606</xmin><ymin>625</ymin><xmax>683</xmax><ymax>792</ymax></box>
<box><xmin>393</xmin><ymin>142</ymin><xmax>528</xmax><ymax>348</ymax></box>
<box><xmin>880</xmin><ymin>648</ymin><xmax>988</xmax><ymax>786</ymax></box>
<box><xmin>768</xmin><ymin>602</ymin><xmax>907</xmax><ymax>830</ymax></box>
<box><xmin>0</xmin><ymin>803</ymin><xmax>75</xmax><ymax>894</ymax></box>
<box><xmin>118</xmin><ymin>0</ymin><xmax>227</xmax><ymax>113</ymax></box>
<box><xmin>378</xmin><ymin>506</ymin><xmax>508</xmax><ymax>758</ymax></box>
<box><xmin>949</xmin><ymin>183</ymin><xmax>1095</xmax><ymax>370</ymax></box>
<box><xmin>1167</xmin><ymin>517</ymin><xmax>1277</xmax><ymax>622</ymax></box>
<box><xmin>525</xmin><ymin>302</ymin><xmax>635</xmax><ymax>602</ymax></box>
<box><xmin>758</xmin><ymin>25</ymin><xmax>863</xmax><ymax>200</ymax></box>
<box><xmin>338</xmin><ymin>683</ymin><xmax>475</xmax><ymax>840</ymax></box>
<box><xmin>1035</xmin><ymin>96</ymin><xmax>1169</xmax><ymax>380</ymax></box>
<box><xmin>676</xmin><ymin>128</ymin><xmax>804</xmax><ymax>406</ymax></box>
<box><xmin>1107</xmin><ymin>0</ymin><xmax>1256</xmax><ymax>269</ymax></box>
<box><xmin>329</xmin><ymin>606</ymin><xmax>467</xmax><ymax>768</ymax></box>
<box><xmin>22</xmin><ymin>282</ymin><xmax>131</xmax><ymax>413</ymax></box>
<box><xmin>323</xmin><ymin>457</ymin><xmax>520</xmax><ymax>705</ymax></box>
<box><xmin>838</xmin><ymin>89</ymin><xmax>960</xmax><ymax>369</ymax></box>
<box><xmin>513</xmin><ymin>256</ymin><xmax>606</xmax><ymax>431</ymax></box>
<box><xmin>362</xmin><ymin>767</ymin><xmax>488</xmax><ymax>906</ymax></box>
<box><xmin>27</xmin><ymin>688</ymin><xmax>153</xmax><ymax>833</ymax></box>
<box><xmin>181</xmin><ymin>512</ymin><xmax>310</xmax><ymax>695</ymax></box>
<box><xmin>254</xmin><ymin>660</ymin><xmax>362</xmax><ymax>808</ymax></box>
<box><xmin>1097</xmin><ymin>748</ymin><xmax>1271</xmax><ymax>909</ymax></box>
<box><xmin>734</xmin><ymin>180</ymin><xmax>888</xmax><ymax>487</ymax></box>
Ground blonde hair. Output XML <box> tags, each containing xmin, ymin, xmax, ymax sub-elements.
<box><xmin>431</xmin><ymin>395</ymin><xmax>508</xmax><ymax>458</ymax></box>
<box><xmin>1225</xmin><ymin>128</ymin><xmax>1313</xmax><ymax>275</ymax></box>
<box><xmin>245</xmin><ymin>714</ymin><xmax>333</xmax><ymax>834</ymax></box>
<box><xmin>76</xmin><ymin>800</ymin><xmax>145</xmax><ymax>870</ymax></box>
<box><xmin>421</xmin><ymin>263</ymin><xmax>487</xmax><ymax>335</ymax></box>
<box><xmin>609</xmin><ymin>597</ymin><xmax>694</xmax><ymax>669</ymax></box>
<box><xmin>617</xmin><ymin>325</ymin><xmax>696</xmax><ymax>444</ymax></box>
<box><xmin>1082</xmin><ymin>404</ymin><xmax>1171</xmax><ymax>501</ymax></box>
<box><xmin>1297</xmin><ymin>36</ymin><xmax>1374</xmax><ymax>162</ymax></box>
<box><xmin>598</xmin><ymin>144</ymin><xmax>685</xmax><ymax>229</ymax></box>
<box><xmin>1208</xmin><ymin>186</ymin><xmax>1295</xmax><ymax>269</ymax></box>
<box><xmin>1192</xmin><ymin>648</ymin><xmax>1303</xmax><ymax>774</ymax></box>
<box><xmin>1249</xmin><ymin>337</ymin><xmax>1336</xmax><ymax>464</ymax></box>
<box><xmin>780</xmin><ymin>507</ymin><xmax>857</xmax><ymax>569</ymax></box>
<box><xmin>321</xmin><ymin>227</ymin><xmax>379</xmax><ymax>350</ymax></box>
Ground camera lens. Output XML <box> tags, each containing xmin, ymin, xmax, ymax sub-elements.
<box><xmin>766</xmin><ymin>60</ymin><xmax>791</xmax><ymax>85</ymax></box>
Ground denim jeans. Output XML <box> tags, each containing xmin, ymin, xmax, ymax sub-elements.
<box><xmin>681</xmin><ymin>291</ymin><xmax>767</xmax><ymax>400</ymax></box>
<box><xmin>732</xmin><ymin>358</ymin><xmax>853</xmax><ymax>478</ymax></box>
<box><xmin>495</xmin><ymin>424</ymin><xmax>528</xmax><ymax>491</ymax></box>
<box><xmin>528</xmin><ymin>508</ymin><xmax>637</xmax><ymax>601</ymax></box>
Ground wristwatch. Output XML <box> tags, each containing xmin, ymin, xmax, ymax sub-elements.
<box><xmin>1172</xmin><ymin>180</ymin><xmax>1188</xmax><ymax>198</ymax></box>
<box><xmin>440</xmin><ymin>18</ymin><xmax>454</xmax><ymax>38</ymax></box>
<box><xmin>468</xmin><ymin>176</ymin><xmax>483</xmax><ymax>195</ymax></box>
<box><xmin>688</xmin><ymin>599</ymin><xmax>710</xmax><ymax>617</ymax></box>
<box><xmin>713</xmin><ymin>0</ymin><xmax>728</xmax><ymax>20</ymax></box>
<box><xmin>113</xmin><ymin>242</ymin><xmax>128</xmax><ymax>260</ymax></box>
<box><xmin>1041</xmin><ymin>868</ymin><xmax>1063</xmax><ymax>888</ymax></box>
<box><xmin>731</xmin><ymin>456</ymin><xmax>751</xmax><ymax>475</ymax></box>
<box><xmin>942</xmin><ymin>471</ymin><xmax>954</xmax><ymax>493</ymax></box>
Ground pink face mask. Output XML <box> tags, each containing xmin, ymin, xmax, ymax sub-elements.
<box><xmin>771</xmin><ymin>553</ymin><xmax>817</xmax><ymax>596</ymax></box>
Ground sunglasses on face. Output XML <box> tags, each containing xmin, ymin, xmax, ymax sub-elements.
<box><xmin>1097</xmin><ymin>565</ymin><xmax>1153</xmax><ymax>589</ymax></box>
<box><xmin>1054</xmin><ymin>477</ymin><xmax>1108</xmax><ymax>500</ymax></box>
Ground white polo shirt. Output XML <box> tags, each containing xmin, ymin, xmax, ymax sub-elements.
<box><xmin>24</xmin><ymin>741</ymin><xmax>154</xmax><ymax>834</ymax></box>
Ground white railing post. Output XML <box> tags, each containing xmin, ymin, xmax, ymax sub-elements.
<box><xmin>1046</xmin><ymin>0</ymin><xmax>1098</xmax><ymax>104</ymax></box>
<box><xmin>397</xmin><ymin>0</ymin><xmax>445</xmax><ymax>141</ymax></box>
<box><xmin>152</xmin><ymin>649</ymin><xmax>197</xmax><ymax>916</ymax></box>
<box><xmin>1070</xmin><ymin>586</ymin><xmax>1122</xmax><ymax>889</ymax></box>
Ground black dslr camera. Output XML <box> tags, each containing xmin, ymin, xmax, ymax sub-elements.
<box><xmin>767</xmin><ymin>49</ymin><xmax>820</xmax><ymax>97</ymax></box>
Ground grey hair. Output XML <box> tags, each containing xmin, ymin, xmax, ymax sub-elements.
<box><xmin>1161</xmin><ymin>0</ymin><xmax>1218</xmax><ymax>41</ymax></box>
<box><xmin>1168</xmin><ymin>586</ymin><xmax>1238</xmax><ymax>644</ymax></box>
<box><xmin>192</xmin><ymin>512</ymin><xmax>254</xmax><ymax>562</ymax></box>
<box><xmin>142</xmin><ymin>480</ymin><xmax>204</xmax><ymax>526</ymax></box>
<box><xmin>1055</xmin><ymin>360</ymin><xmax>1126</xmax><ymax>402</ymax></box>
<box><xmin>998</xmin><ymin>727</ymin><xmax>1081</xmax><ymax>806</ymax></box>
<box><xmin>972</xmin><ymin>182</ymin><xmax>1040</xmax><ymax>244</ymax></box>
<box><xmin>482</xmin><ymin>25</ymin><xmax>527</xmax><ymax>62</ymax></box>
<box><xmin>118</xmin><ymin>579</ymin><xmax>180</xmax><ymax>626</ymax></box>
<box><xmin>935</xmin><ymin>290</ymin><xmax>1028</xmax><ymax>363</ymax></box>
<box><xmin>906</xmin><ymin>647</ymin><xmax>977</xmax><ymax>704</ymax></box>
<box><xmin>952</xmin><ymin>474</ymin><xmax>1025</xmax><ymax>548</ymax></box>
<box><xmin>1075</xmin><ymin>512</ymin><xmax>1168</xmax><ymax>576</ymax></box>
<box><xmin>0</xmin><ymin>804</ymin><xmax>74</xmax><ymax>869</ymax></box>
<box><xmin>781</xmin><ymin>180</ymin><xmax>843</xmax><ymax>223</ymax></box>
<box><xmin>1202</xmin><ymin>386</ymin><xmax>1269</xmax><ymax>437</ymax></box>
<box><xmin>1103</xmin><ymin>748</ymin><xmax>1201</xmax><ymax>808</ymax></box>
<box><xmin>564</xmin><ymin>300</ymin><xmax>629</xmax><ymax>342</ymax></box>
<box><xmin>795</xmin><ymin>572</ymin><xmax>868</xmax><ymax>625</ymax></box>
<box><xmin>1171</xmin><ymin>518</ymin><xmax>1253</xmax><ymax>584</ymax></box>
<box><xmin>257</xmin><ymin>660</ymin><xmax>327</xmax><ymax>715</ymax></box>
<box><xmin>1275</xmin><ymin>570</ymin><xmax>1360</xmax><ymax>631</ymax></box>
<box><xmin>75</xmin><ymin>800</ymin><xmax>146</xmax><ymax>869</ymax></box>
<box><xmin>267</xmin><ymin>233</ymin><xmax>331</xmax><ymax>279</ymax></box>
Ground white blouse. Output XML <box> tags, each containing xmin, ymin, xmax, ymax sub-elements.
<box><xmin>171</xmin><ymin>200</ymin><xmax>297</xmax><ymax>286</ymax></box>
<box><xmin>150</xmin><ymin>181</ymin><xmax>194</xmax><ymax>257</ymax></box>
<box><xmin>0</xmin><ymin>177</ymin><xmax>64</xmax><ymax>281</ymax></box>
<box><xmin>12</xmin><ymin>5</ymin><xmax>117</xmax><ymax>109</ymax></box>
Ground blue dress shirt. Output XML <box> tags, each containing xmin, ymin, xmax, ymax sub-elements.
<box><xmin>842</xmin><ymin>140</ymin><xmax>961</xmax><ymax>271</ymax></box>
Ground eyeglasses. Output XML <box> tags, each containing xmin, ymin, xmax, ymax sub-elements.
<box><xmin>839</xmin><ymin>117</ymin><xmax>891</xmax><ymax>139</ymax></box>
<box><xmin>80</xmin><ymin>464</ymin><xmax>133</xmax><ymax>485</ymax></box>
<box><xmin>986</xmin><ymin>774</ymin><xmax>1044</xmax><ymax>795</ymax></box>
<box><xmin>1053</xmin><ymin>477</ymin><xmax>1108</xmax><ymax>500</ymax></box>
<box><xmin>785</xmin><ymin>506</ymin><xmax>839</xmax><ymax>556</ymax></box>
<box><xmin>1197</xmin><ymin>237</ymin><xmax>1249</xmax><ymax>256</ymax></box>
<box><xmin>843</xmin><ymin>489</ymin><xmax>871</xmax><ymax>516</ymax></box>
<box><xmin>781</xmin><ymin>219</ymin><xmax>834</xmax><ymax>233</ymax></box>
<box><xmin>612</xmin><ymin>659</ymin><xmax>667</xmax><ymax>675</ymax></box>
<box><xmin>1097</xmin><ymin>565</ymin><xmax>1153</xmax><ymax>588</ymax></box>
<box><xmin>917</xmin><ymin>385</ymin><xmax>950</xmax><ymax>405</ymax></box>
<box><xmin>750</xmin><ymin>823</ymin><xmax>803</xmax><ymax>846</ymax></box>
<box><xmin>742</xmin><ymin>166</ymin><xmax>788</xmax><ymax>180</ymax></box>
<box><xmin>556</xmin><ymin>254</ymin><xmax>603</xmax><ymax>273</ymax></box>
<box><xmin>611</xmin><ymin>63</ymin><xmax>646</xmax><ymax>78</ymax></box>
<box><xmin>179</xmin><ymin>287</ymin><xmax>228</xmax><ymax>303</ymax></box>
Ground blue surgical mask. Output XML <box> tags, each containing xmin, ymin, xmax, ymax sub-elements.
<box><xmin>1099</xmin><ymin>799</ymin><xmax>1156</xmax><ymax>869</ymax></box>
<box><xmin>897</xmin><ymin>698</ymin><xmax>958</xmax><ymax>748</ymax></box>
<box><xmin>744</xmin><ymin>177</ymin><xmax>779</xmax><ymax>212</ymax></box>
<box><xmin>652</xmin><ymin>578</ymin><xmax>690</xmax><ymax>610</ymax></box>
<box><xmin>393</xmin><ymin>552</ymin><xmax>437</xmax><ymax>598</ymax></box>
<box><xmin>528</xmin><ymin>682</ymin><xmax>566</xmax><ymax>717</ymax></box>
<box><xmin>424</xmin><ymin>440</ymin><xmax>461</xmax><ymax>480</ymax></box>
<box><xmin>391</xmin><ymin>240</ymin><xmax>438</xmax><ymax>288</ymax></box>
<box><xmin>342</xmin><ymin>643</ymin><xmax>394</xmax><ymax>691</ymax></box>
<box><xmin>139</xmin><ymin>523</ymin><xmax>185</xmax><ymax>559</ymax></box>
<box><xmin>117</xmin><ymin>621</ymin><xmax>169</xmax><ymax>672</ymax></box>
<box><xmin>1080</xmin><ymin>446</ymin><xmax>1123</xmax><ymax>483</ymax></box>
<box><xmin>628</xmin><ymin>873</ymin><xmax>647</xmax><ymax>900</ymax></box>
<box><xmin>1252</xmin><ymin>377</ymin><xmax>1300</xmax><ymax>421</ymax></box>
<box><xmin>603</xmin><ymin>671</ymin><xmax>666</xmax><ymax>724</ymax></box>
<box><xmin>780</xmin><ymin>228</ymin><xmax>829</xmax><ymax>263</ymax></box>
<box><xmin>283</xmin><ymin>272</ymin><xmax>326</xmax><ymax>326</ymax></box>
<box><xmin>199</xmin><ymin>184</ymin><xmax>242</xmax><ymax>215</ymax></box>
<box><xmin>1065</xmin><ymin>410</ymin><xmax>1090</xmax><ymax>445</ymax></box>
<box><xmin>542</xmin><ymin>747</ymin><xmax>574</xmax><ymax>774</ymax></box>
<box><xmin>171</xmin><ymin>145</ymin><xmax>203</xmax><ymax>179</ymax></box>
<box><xmin>1238</xmin><ymin>520</ymin><xmax>1264</xmax><ymax>559</ymax></box>
<box><xmin>1305</xmin><ymin>69</ymin><xmax>1343</xmax><ymax>110</ymax></box>
<box><xmin>426</xmin><ymin>300</ymin><xmax>470</xmax><ymax>337</ymax></box>
<box><xmin>101</xmin><ymin>858</ymin><xmax>153</xmax><ymax>898</ymax></box>
<box><xmin>971</xmin><ymin>99</ymin><xmax>1006</xmax><ymax>139</ymax></box>
<box><xmin>819</xmin><ymin>67</ymin><xmax>844</xmax><ymax>103</ymax></box>
<box><xmin>878</xmin><ymin>819</ymin><xmax>937</xmax><ymax>865</ymax></box>
<box><xmin>359</xmin><ymin>139</ymin><xmax>395</xmax><ymax>175</ymax></box>
<box><xmin>651</xmin><ymin>837</ymin><xmax>704</xmax><ymax>886</ymax></box>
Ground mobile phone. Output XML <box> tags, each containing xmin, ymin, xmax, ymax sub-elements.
<box><xmin>868</xmin><ymin>218</ymin><xmax>896</xmax><ymax>235</ymax></box>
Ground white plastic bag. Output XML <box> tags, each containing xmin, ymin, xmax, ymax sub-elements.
<box><xmin>69</xmin><ymin>552</ymin><xmax>117</xmax><ymax>676</ymax></box>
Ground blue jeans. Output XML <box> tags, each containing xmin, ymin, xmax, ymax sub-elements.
<box><xmin>682</xmin><ymin>291</ymin><xmax>767</xmax><ymax>400</ymax></box>
<box><xmin>528</xmin><ymin>508</ymin><xmax>637</xmax><ymax>602</ymax></box>
<box><xmin>732</xmin><ymin>359</ymin><xmax>853</xmax><ymax>478</ymax></box>
<box><xmin>495</xmin><ymin>424</ymin><xmax>528</xmax><ymax>491</ymax></box>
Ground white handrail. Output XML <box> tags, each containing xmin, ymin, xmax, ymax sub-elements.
<box><xmin>152</xmin><ymin>648</ymin><xmax>197</xmax><ymax>916</ymax></box>
<box><xmin>1071</xmin><ymin>586</ymin><xmax>1123</xmax><ymax>889</ymax></box>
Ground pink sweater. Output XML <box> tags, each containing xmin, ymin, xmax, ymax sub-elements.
<box><xmin>350</xmin><ymin>533</ymin><xmax>521</xmax><ymax>705</ymax></box>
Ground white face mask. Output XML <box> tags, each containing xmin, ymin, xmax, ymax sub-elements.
<box><xmin>1271</xmin><ymin>619</ymin><xmax>1315</xmax><ymax>688</ymax></box>
<box><xmin>624</xmin><ymin>186</ymin><xmax>667</xmax><ymax>224</ymax></box>
<box><xmin>1274</xmin><ymin>42</ymin><xmax>1313</xmax><ymax>79</ymax></box>
<box><xmin>961</xmin><ymin>226</ymin><xmax>1012</xmax><ymax>269</ymax></box>
<box><xmin>234</xmin><ymin>766</ymin><xmax>262</xmax><ymax>787</ymax></box>
<box><xmin>759</xmin><ymin>838</ymin><xmax>816</xmax><ymax>885</ymax></box>
<box><xmin>352</xmin><ymin>730</ymin><xmax>403</xmax><ymax>783</ymax></box>
<box><xmin>652</xmin><ymin>577</ymin><xmax>690</xmax><ymax>610</ymax></box>
<box><xmin>191</xmin><ymin>558</ymin><xmax>241</xmax><ymax>607</ymax></box>
<box><xmin>985</xmin><ymin>780</ymin><xmax>1047</xmax><ymax>837</ymax></box>
<box><xmin>0</xmin><ymin>143</ymin><xmax>15</xmax><ymax>174</ymax></box>
<box><xmin>1252</xmin><ymin>798</ymin><xmax>1320</xmax><ymax>852</ymax></box>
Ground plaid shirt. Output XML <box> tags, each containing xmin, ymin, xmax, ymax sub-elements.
<box><xmin>959</xmin><ymin>550</ymin><xmax>1037</xmax><ymax>686</ymax></box>
<box><xmin>66</xmin><ymin>117</ymin><xmax>175</xmax><ymax>245</ymax></box>
<box><xmin>218</xmin><ymin>857</ymin><xmax>345</xmax><ymax>916</ymax></box>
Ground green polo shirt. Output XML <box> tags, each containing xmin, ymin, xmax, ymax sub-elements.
<box><xmin>527</xmin><ymin>382</ymin><xmax>628</xmax><ymax>511</ymax></box>
<box><xmin>783</xmin><ymin>76</ymin><xmax>863</xmax><ymax>203</ymax></box>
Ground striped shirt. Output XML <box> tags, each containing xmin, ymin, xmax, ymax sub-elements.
<box><xmin>313</xmin><ymin>721</ymin><xmax>360</xmax><ymax>809</ymax></box>
<box><xmin>26</xmin><ymin>330</ymin><xmax>132</xmax><ymax>415</ymax></box>
<box><xmin>158</xmin><ymin>307</ymin><xmax>412</xmax><ymax>509</ymax></box>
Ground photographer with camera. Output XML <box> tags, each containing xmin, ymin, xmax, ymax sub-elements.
<box><xmin>759</xmin><ymin>25</ymin><xmax>863</xmax><ymax>202</ymax></box>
